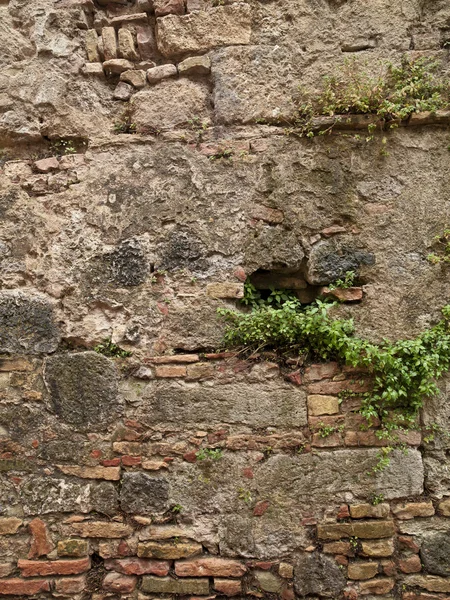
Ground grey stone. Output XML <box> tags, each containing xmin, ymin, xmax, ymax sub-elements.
<box><xmin>420</xmin><ymin>533</ymin><xmax>450</xmax><ymax>576</ymax></box>
<box><xmin>113</xmin><ymin>82</ymin><xmax>133</xmax><ymax>101</ymax></box>
<box><xmin>120</xmin><ymin>472</ymin><xmax>169</xmax><ymax>514</ymax></box>
<box><xmin>44</xmin><ymin>352</ymin><xmax>121</xmax><ymax>432</ymax></box>
<box><xmin>104</xmin><ymin>238</ymin><xmax>148</xmax><ymax>287</ymax></box>
<box><xmin>0</xmin><ymin>476</ymin><xmax>20</xmax><ymax>516</ymax></box>
<box><xmin>159</xmin><ymin>230</ymin><xmax>208</xmax><ymax>272</ymax></box>
<box><xmin>141</xmin><ymin>576</ymin><xmax>210</xmax><ymax>595</ymax></box>
<box><xmin>147</xmin><ymin>64</ymin><xmax>177</xmax><ymax>84</ymax></box>
<box><xmin>0</xmin><ymin>291</ymin><xmax>60</xmax><ymax>354</ymax></box>
<box><xmin>141</xmin><ymin>381</ymin><xmax>307</xmax><ymax>427</ymax></box>
<box><xmin>255</xmin><ymin>570</ymin><xmax>283</xmax><ymax>593</ymax></box>
<box><xmin>294</xmin><ymin>553</ymin><xmax>346</xmax><ymax>598</ymax></box>
<box><xmin>306</xmin><ymin>239</ymin><xmax>375</xmax><ymax>285</ymax></box>
<box><xmin>20</xmin><ymin>476</ymin><xmax>118</xmax><ymax>516</ymax></box>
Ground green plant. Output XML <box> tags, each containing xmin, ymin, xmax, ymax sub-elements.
<box><xmin>50</xmin><ymin>139</ymin><xmax>77</xmax><ymax>156</ymax></box>
<box><xmin>317</xmin><ymin>422</ymin><xmax>345</xmax><ymax>438</ymax></box>
<box><xmin>238</xmin><ymin>488</ymin><xmax>253</xmax><ymax>504</ymax></box>
<box><xmin>328</xmin><ymin>271</ymin><xmax>356</xmax><ymax>291</ymax></box>
<box><xmin>370</xmin><ymin>493</ymin><xmax>385</xmax><ymax>506</ymax></box>
<box><xmin>94</xmin><ymin>339</ymin><xmax>132</xmax><ymax>358</ymax></box>
<box><xmin>171</xmin><ymin>504</ymin><xmax>183</xmax><ymax>513</ymax></box>
<box><xmin>209</xmin><ymin>147</ymin><xmax>233</xmax><ymax>161</ymax></box>
<box><xmin>349</xmin><ymin>536</ymin><xmax>359</xmax><ymax>551</ymax></box>
<box><xmin>427</xmin><ymin>228</ymin><xmax>450</xmax><ymax>265</ymax></box>
<box><xmin>196</xmin><ymin>448</ymin><xmax>223</xmax><ymax>461</ymax></box>
<box><xmin>218</xmin><ymin>291</ymin><xmax>450</xmax><ymax>471</ymax></box>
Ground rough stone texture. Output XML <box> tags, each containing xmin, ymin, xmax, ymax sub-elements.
<box><xmin>156</xmin><ymin>4</ymin><xmax>252</xmax><ymax>56</ymax></box>
<box><xmin>294</xmin><ymin>553</ymin><xmax>346</xmax><ymax>598</ymax></box>
<box><xmin>0</xmin><ymin>292</ymin><xmax>60</xmax><ymax>354</ymax></box>
<box><xmin>141</xmin><ymin>575</ymin><xmax>210</xmax><ymax>595</ymax></box>
<box><xmin>120</xmin><ymin>472</ymin><xmax>169</xmax><ymax>514</ymax></box>
<box><xmin>44</xmin><ymin>352</ymin><xmax>121</xmax><ymax>431</ymax></box>
<box><xmin>420</xmin><ymin>533</ymin><xmax>450</xmax><ymax>576</ymax></box>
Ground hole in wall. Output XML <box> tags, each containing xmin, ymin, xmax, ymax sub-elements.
<box><xmin>248</xmin><ymin>267</ymin><xmax>321</xmax><ymax>304</ymax></box>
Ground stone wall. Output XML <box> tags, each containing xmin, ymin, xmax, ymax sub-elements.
<box><xmin>1</xmin><ymin>0</ymin><xmax>450</xmax><ymax>598</ymax></box>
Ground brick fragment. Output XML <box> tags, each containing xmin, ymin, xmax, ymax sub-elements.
<box><xmin>138</xmin><ymin>541</ymin><xmax>202</xmax><ymax>559</ymax></box>
<box><xmin>392</xmin><ymin>501</ymin><xmax>435</xmax><ymax>520</ymax></box>
<box><xmin>18</xmin><ymin>557</ymin><xmax>90</xmax><ymax>577</ymax></box>
<box><xmin>178</xmin><ymin>55</ymin><xmax>211</xmax><ymax>76</ymax></box>
<box><xmin>175</xmin><ymin>557</ymin><xmax>246</xmax><ymax>577</ymax></box>
<box><xmin>187</xmin><ymin>362</ymin><xmax>215</xmax><ymax>380</ymax></box>
<box><xmin>147</xmin><ymin>354</ymin><xmax>199</xmax><ymax>364</ymax></box>
<box><xmin>279</xmin><ymin>562</ymin><xmax>294</xmax><ymax>578</ymax></box>
<box><xmin>359</xmin><ymin>577</ymin><xmax>394</xmax><ymax>595</ymax></box>
<box><xmin>320</xmin><ymin>287</ymin><xmax>363</xmax><ymax>302</ymax></box>
<box><xmin>0</xmin><ymin>517</ymin><xmax>22</xmax><ymax>535</ymax></box>
<box><xmin>102</xmin><ymin>27</ymin><xmax>117</xmax><ymax>60</ymax></box>
<box><xmin>0</xmin><ymin>579</ymin><xmax>50</xmax><ymax>595</ymax></box>
<box><xmin>304</xmin><ymin>362</ymin><xmax>339</xmax><ymax>382</ymax></box>
<box><xmin>438</xmin><ymin>497</ymin><xmax>450</xmax><ymax>516</ymax></box>
<box><xmin>57</xmin><ymin>465</ymin><xmax>121</xmax><ymax>480</ymax></box>
<box><xmin>105</xmin><ymin>557</ymin><xmax>170</xmax><ymax>576</ymax></box>
<box><xmin>308</xmin><ymin>394</ymin><xmax>339</xmax><ymax>416</ymax></box>
<box><xmin>251</xmin><ymin>205</ymin><xmax>284</xmax><ymax>225</ymax></box>
<box><xmin>155</xmin><ymin>365</ymin><xmax>187</xmax><ymax>378</ymax></box>
<box><xmin>308</xmin><ymin>379</ymin><xmax>370</xmax><ymax>395</ymax></box>
<box><xmin>34</xmin><ymin>157</ymin><xmax>59</xmax><ymax>172</ymax></box>
<box><xmin>141</xmin><ymin>575</ymin><xmax>210</xmax><ymax>595</ymax></box>
<box><xmin>253</xmin><ymin>500</ymin><xmax>270</xmax><ymax>516</ymax></box>
<box><xmin>214</xmin><ymin>578</ymin><xmax>241</xmax><ymax>596</ymax></box>
<box><xmin>349</xmin><ymin>504</ymin><xmax>390</xmax><ymax>519</ymax></box>
<box><xmin>317</xmin><ymin>521</ymin><xmax>395</xmax><ymax>540</ymax></box>
<box><xmin>57</xmin><ymin>539</ymin><xmax>89</xmax><ymax>557</ymax></box>
<box><xmin>154</xmin><ymin>0</ymin><xmax>185</xmax><ymax>17</ymax></box>
<box><xmin>103</xmin><ymin>572</ymin><xmax>137</xmax><ymax>593</ymax></box>
<box><xmin>103</xmin><ymin>58</ymin><xmax>135</xmax><ymax>74</ymax></box>
<box><xmin>361</xmin><ymin>539</ymin><xmax>394</xmax><ymax>557</ymax></box>
<box><xmin>28</xmin><ymin>518</ymin><xmax>53</xmax><ymax>558</ymax></box>
<box><xmin>404</xmin><ymin>575</ymin><xmax>450</xmax><ymax>593</ymax></box>
<box><xmin>399</xmin><ymin>554</ymin><xmax>422</xmax><ymax>573</ymax></box>
<box><xmin>323</xmin><ymin>541</ymin><xmax>352</xmax><ymax>556</ymax></box>
<box><xmin>381</xmin><ymin>559</ymin><xmax>396</xmax><ymax>576</ymax></box>
<box><xmin>147</xmin><ymin>64</ymin><xmax>177</xmax><ymax>84</ymax></box>
<box><xmin>71</xmin><ymin>522</ymin><xmax>133</xmax><ymax>538</ymax></box>
<box><xmin>398</xmin><ymin>536</ymin><xmax>420</xmax><ymax>553</ymax></box>
<box><xmin>54</xmin><ymin>576</ymin><xmax>86</xmax><ymax>594</ymax></box>
<box><xmin>347</xmin><ymin>562</ymin><xmax>379</xmax><ymax>580</ymax></box>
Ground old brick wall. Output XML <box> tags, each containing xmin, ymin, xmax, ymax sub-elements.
<box><xmin>1</xmin><ymin>0</ymin><xmax>450</xmax><ymax>598</ymax></box>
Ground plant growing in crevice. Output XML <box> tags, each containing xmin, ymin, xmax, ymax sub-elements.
<box><xmin>94</xmin><ymin>338</ymin><xmax>132</xmax><ymax>358</ymax></box>
<box><xmin>218</xmin><ymin>287</ymin><xmax>450</xmax><ymax>471</ymax></box>
<box><xmin>196</xmin><ymin>448</ymin><xmax>223</xmax><ymax>461</ymax></box>
<box><xmin>427</xmin><ymin>228</ymin><xmax>450</xmax><ymax>265</ymax></box>
<box><xmin>113</xmin><ymin>105</ymin><xmax>137</xmax><ymax>134</ymax></box>
<box><xmin>328</xmin><ymin>270</ymin><xmax>356</xmax><ymax>291</ymax></box>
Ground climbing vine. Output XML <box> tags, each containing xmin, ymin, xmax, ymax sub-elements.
<box><xmin>219</xmin><ymin>286</ymin><xmax>450</xmax><ymax>460</ymax></box>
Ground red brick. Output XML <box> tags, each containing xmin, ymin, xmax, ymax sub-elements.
<box><xmin>234</xmin><ymin>267</ymin><xmax>247</xmax><ymax>282</ymax></box>
<box><xmin>321</xmin><ymin>225</ymin><xmax>347</xmax><ymax>237</ymax></box>
<box><xmin>146</xmin><ymin>355</ymin><xmax>199</xmax><ymax>364</ymax></box>
<box><xmin>183</xmin><ymin>451</ymin><xmax>198</xmax><ymax>463</ymax></box>
<box><xmin>335</xmin><ymin>555</ymin><xmax>348</xmax><ymax>566</ymax></box>
<box><xmin>337</xmin><ymin>505</ymin><xmax>350</xmax><ymax>519</ymax></box>
<box><xmin>321</xmin><ymin>287</ymin><xmax>363</xmax><ymax>302</ymax></box>
<box><xmin>121</xmin><ymin>455</ymin><xmax>141</xmax><ymax>466</ymax></box>
<box><xmin>57</xmin><ymin>465</ymin><xmax>121</xmax><ymax>480</ymax></box>
<box><xmin>253</xmin><ymin>500</ymin><xmax>270</xmax><ymax>516</ymax></box>
<box><xmin>105</xmin><ymin>558</ymin><xmax>170</xmax><ymax>576</ymax></box>
<box><xmin>285</xmin><ymin>370</ymin><xmax>302</xmax><ymax>386</ymax></box>
<box><xmin>28</xmin><ymin>518</ymin><xmax>53</xmax><ymax>559</ymax></box>
<box><xmin>214</xmin><ymin>578</ymin><xmax>242</xmax><ymax>596</ymax></box>
<box><xmin>243</xmin><ymin>467</ymin><xmax>254</xmax><ymax>479</ymax></box>
<box><xmin>102</xmin><ymin>458</ymin><xmax>121</xmax><ymax>467</ymax></box>
<box><xmin>398</xmin><ymin>536</ymin><xmax>420</xmax><ymax>553</ymax></box>
<box><xmin>281</xmin><ymin>587</ymin><xmax>295</xmax><ymax>600</ymax></box>
<box><xmin>155</xmin><ymin>365</ymin><xmax>187</xmax><ymax>378</ymax></box>
<box><xmin>54</xmin><ymin>576</ymin><xmax>86</xmax><ymax>594</ymax></box>
<box><xmin>103</xmin><ymin>571</ymin><xmax>137</xmax><ymax>593</ymax></box>
<box><xmin>204</xmin><ymin>352</ymin><xmax>238</xmax><ymax>360</ymax></box>
<box><xmin>304</xmin><ymin>362</ymin><xmax>339</xmax><ymax>382</ymax></box>
<box><xmin>0</xmin><ymin>579</ymin><xmax>51</xmax><ymax>595</ymax></box>
<box><xmin>175</xmin><ymin>557</ymin><xmax>246</xmax><ymax>578</ymax></box>
<box><xmin>71</xmin><ymin>522</ymin><xmax>132</xmax><ymax>538</ymax></box>
<box><xmin>18</xmin><ymin>557</ymin><xmax>90</xmax><ymax>577</ymax></box>
<box><xmin>381</xmin><ymin>559</ymin><xmax>397</xmax><ymax>576</ymax></box>
<box><xmin>399</xmin><ymin>554</ymin><xmax>422</xmax><ymax>573</ymax></box>
<box><xmin>344</xmin><ymin>431</ymin><xmax>387</xmax><ymax>447</ymax></box>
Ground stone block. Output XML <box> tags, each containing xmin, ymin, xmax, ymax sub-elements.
<box><xmin>137</xmin><ymin>541</ymin><xmax>202</xmax><ymax>559</ymax></box>
<box><xmin>121</xmin><ymin>69</ymin><xmax>147</xmax><ymax>88</ymax></box>
<box><xmin>392</xmin><ymin>502</ymin><xmax>435</xmax><ymax>520</ymax></box>
<box><xmin>178</xmin><ymin>55</ymin><xmax>211</xmax><ymax>76</ymax></box>
<box><xmin>57</xmin><ymin>539</ymin><xmax>89</xmax><ymax>557</ymax></box>
<box><xmin>359</xmin><ymin>577</ymin><xmax>395</xmax><ymax>595</ymax></box>
<box><xmin>175</xmin><ymin>557</ymin><xmax>246</xmax><ymax>577</ymax></box>
<box><xmin>0</xmin><ymin>517</ymin><xmax>22</xmax><ymax>535</ymax></box>
<box><xmin>404</xmin><ymin>575</ymin><xmax>450</xmax><ymax>593</ymax></box>
<box><xmin>105</xmin><ymin>557</ymin><xmax>170</xmax><ymax>576</ymax></box>
<box><xmin>147</xmin><ymin>64</ymin><xmax>177</xmax><ymax>84</ymax></box>
<box><xmin>44</xmin><ymin>352</ymin><xmax>121</xmax><ymax>432</ymax></box>
<box><xmin>307</xmin><ymin>395</ymin><xmax>339</xmax><ymax>416</ymax></box>
<box><xmin>156</xmin><ymin>4</ymin><xmax>251</xmax><ymax>56</ymax></box>
<box><xmin>438</xmin><ymin>497</ymin><xmax>450</xmax><ymax>516</ymax></box>
<box><xmin>120</xmin><ymin>472</ymin><xmax>169</xmax><ymax>515</ymax></box>
<box><xmin>141</xmin><ymin>575</ymin><xmax>210</xmax><ymax>595</ymax></box>
<box><xmin>349</xmin><ymin>504</ymin><xmax>390</xmax><ymax>519</ymax></box>
<box><xmin>118</xmin><ymin>28</ymin><xmax>139</xmax><ymax>61</ymax></box>
<box><xmin>317</xmin><ymin>521</ymin><xmax>395</xmax><ymax>540</ymax></box>
<box><xmin>85</xmin><ymin>29</ymin><xmax>100</xmax><ymax>62</ymax></box>
<box><xmin>294</xmin><ymin>553</ymin><xmax>346</xmax><ymax>598</ymax></box>
<box><xmin>420</xmin><ymin>532</ymin><xmax>450</xmax><ymax>576</ymax></box>
<box><xmin>102</xmin><ymin>27</ymin><xmax>117</xmax><ymax>60</ymax></box>
<box><xmin>82</xmin><ymin>62</ymin><xmax>105</xmax><ymax>76</ymax></box>
<box><xmin>71</xmin><ymin>522</ymin><xmax>133</xmax><ymax>538</ymax></box>
<box><xmin>348</xmin><ymin>562</ymin><xmax>379</xmax><ymax>580</ymax></box>
<box><xmin>361</xmin><ymin>539</ymin><xmax>394</xmax><ymax>557</ymax></box>
<box><xmin>255</xmin><ymin>570</ymin><xmax>283</xmax><ymax>593</ymax></box>
<box><xmin>104</xmin><ymin>58</ymin><xmax>135</xmax><ymax>74</ymax></box>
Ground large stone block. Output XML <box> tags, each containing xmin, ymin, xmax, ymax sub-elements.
<box><xmin>306</xmin><ymin>239</ymin><xmax>375</xmax><ymax>285</ymax></box>
<box><xmin>156</xmin><ymin>4</ymin><xmax>251</xmax><ymax>57</ymax></box>
<box><xmin>20</xmin><ymin>477</ymin><xmax>118</xmax><ymax>516</ymax></box>
<box><xmin>44</xmin><ymin>352</ymin><xmax>121</xmax><ymax>431</ymax></box>
<box><xmin>420</xmin><ymin>532</ymin><xmax>450</xmax><ymax>576</ymax></box>
<box><xmin>294</xmin><ymin>553</ymin><xmax>346</xmax><ymax>598</ymax></box>
<box><xmin>0</xmin><ymin>291</ymin><xmax>60</xmax><ymax>354</ymax></box>
<box><xmin>131</xmin><ymin>79</ymin><xmax>211</xmax><ymax>132</ymax></box>
<box><xmin>141</xmin><ymin>381</ymin><xmax>307</xmax><ymax>427</ymax></box>
<box><xmin>120</xmin><ymin>472</ymin><xmax>169</xmax><ymax>514</ymax></box>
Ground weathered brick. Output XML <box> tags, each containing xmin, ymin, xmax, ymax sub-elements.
<box><xmin>138</xmin><ymin>541</ymin><xmax>202</xmax><ymax>559</ymax></box>
<box><xmin>57</xmin><ymin>539</ymin><xmax>89</xmax><ymax>557</ymax></box>
<box><xmin>253</xmin><ymin>500</ymin><xmax>270</xmax><ymax>516</ymax></box>
<box><xmin>323</xmin><ymin>541</ymin><xmax>353</xmax><ymax>556</ymax></box>
<box><xmin>359</xmin><ymin>577</ymin><xmax>394</xmax><ymax>595</ymax></box>
<box><xmin>206</xmin><ymin>283</ymin><xmax>244</xmax><ymax>299</ymax></box>
<box><xmin>399</xmin><ymin>554</ymin><xmax>422</xmax><ymax>573</ymax></box>
<box><xmin>307</xmin><ymin>379</ymin><xmax>370</xmax><ymax>395</ymax></box>
<box><xmin>347</xmin><ymin>562</ymin><xmax>379</xmax><ymax>580</ymax></box>
<box><xmin>392</xmin><ymin>502</ymin><xmax>435</xmax><ymax>520</ymax></box>
<box><xmin>105</xmin><ymin>557</ymin><xmax>170</xmax><ymax>576</ymax></box>
<box><xmin>304</xmin><ymin>362</ymin><xmax>339</xmax><ymax>382</ymax></box>
<box><xmin>146</xmin><ymin>354</ymin><xmax>199</xmax><ymax>364</ymax></box>
<box><xmin>398</xmin><ymin>536</ymin><xmax>420</xmax><ymax>553</ymax></box>
<box><xmin>438</xmin><ymin>497</ymin><xmax>450</xmax><ymax>516</ymax></box>
<box><xmin>57</xmin><ymin>465</ymin><xmax>121</xmax><ymax>480</ymax></box>
<box><xmin>155</xmin><ymin>365</ymin><xmax>187</xmax><ymax>378</ymax></box>
<box><xmin>307</xmin><ymin>395</ymin><xmax>339</xmax><ymax>416</ymax></box>
<box><xmin>103</xmin><ymin>572</ymin><xmax>137</xmax><ymax>593</ymax></box>
<box><xmin>349</xmin><ymin>504</ymin><xmax>390</xmax><ymax>519</ymax></box>
<box><xmin>317</xmin><ymin>521</ymin><xmax>395</xmax><ymax>540</ymax></box>
<box><xmin>0</xmin><ymin>579</ymin><xmax>51</xmax><ymax>595</ymax></box>
<box><xmin>360</xmin><ymin>539</ymin><xmax>394</xmax><ymax>557</ymax></box>
<box><xmin>54</xmin><ymin>576</ymin><xmax>86</xmax><ymax>594</ymax></box>
<box><xmin>175</xmin><ymin>557</ymin><xmax>246</xmax><ymax>577</ymax></box>
<box><xmin>321</xmin><ymin>287</ymin><xmax>363</xmax><ymax>302</ymax></box>
<box><xmin>381</xmin><ymin>558</ymin><xmax>397</xmax><ymax>576</ymax></box>
<box><xmin>18</xmin><ymin>557</ymin><xmax>90</xmax><ymax>577</ymax></box>
<box><xmin>28</xmin><ymin>518</ymin><xmax>53</xmax><ymax>558</ymax></box>
<box><xmin>71</xmin><ymin>522</ymin><xmax>133</xmax><ymax>538</ymax></box>
<box><xmin>187</xmin><ymin>362</ymin><xmax>216</xmax><ymax>380</ymax></box>
<box><xmin>214</xmin><ymin>578</ymin><xmax>242</xmax><ymax>596</ymax></box>
<box><xmin>141</xmin><ymin>575</ymin><xmax>210</xmax><ymax>595</ymax></box>
<box><xmin>0</xmin><ymin>517</ymin><xmax>22</xmax><ymax>535</ymax></box>
<box><xmin>312</xmin><ymin>432</ymin><xmax>343</xmax><ymax>447</ymax></box>
<box><xmin>405</xmin><ymin>575</ymin><xmax>450</xmax><ymax>593</ymax></box>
